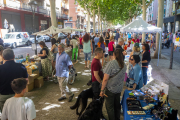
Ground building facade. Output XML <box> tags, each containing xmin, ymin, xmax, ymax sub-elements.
<box><xmin>0</xmin><ymin>0</ymin><xmax>69</xmax><ymax>35</ymax></box>
<box><xmin>64</xmin><ymin>0</ymin><xmax>85</xmax><ymax>29</ymax></box>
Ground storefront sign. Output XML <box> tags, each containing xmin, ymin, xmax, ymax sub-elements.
<box><xmin>41</xmin><ymin>20</ymin><xmax>47</xmax><ymax>25</ymax></box>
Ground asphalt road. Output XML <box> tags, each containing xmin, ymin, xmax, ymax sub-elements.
<box><xmin>13</xmin><ymin>39</ymin><xmax>65</xmax><ymax>58</ymax></box>
<box><xmin>161</xmin><ymin>46</ymin><xmax>180</xmax><ymax>64</ymax></box>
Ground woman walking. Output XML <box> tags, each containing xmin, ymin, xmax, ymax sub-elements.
<box><xmin>108</xmin><ymin>36</ymin><xmax>115</xmax><ymax>61</ymax></box>
<box><xmin>50</xmin><ymin>38</ymin><xmax>58</xmax><ymax>71</ymax></box>
<box><xmin>82</xmin><ymin>33</ymin><xmax>93</xmax><ymax>68</ymax></box>
<box><xmin>38</xmin><ymin>41</ymin><xmax>52</xmax><ymax>80</ymax></box>
<box><xmin>105</xmin><ymin>32</ymin><xmax>110</xmax><ymax>47</ymax></box>
<box><xmin>65</xmin><ymin>35</ymin><xmax>70</xmax><ymax>47</ymax></box>
<box><xmin>100</xmin><ymin>49</ymin><xmax>126</xmax><ymax>120</ymax></box>
<box><xmin>97</xmin><ymin>36</ymin><xmax>106</xmax><ymax>66</ymax></box>
<box><xmin>142</xmin><ymin>44</ymin><xmax>151</xmax><ymax>85</ymax></box>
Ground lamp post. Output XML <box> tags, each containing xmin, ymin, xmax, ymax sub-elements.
<box><xmin>28</xmin><ymin>0</ymin><xmax>38</xmax><ymax>55</ymax></box>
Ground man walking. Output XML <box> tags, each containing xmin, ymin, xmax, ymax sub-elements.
<box><xmin>94</xmin><ymin>34</ymin><xmax>99</xmax><ymax>48</ymax></box>
<box><xmin>0</xmin><ymin>49</ymin><xmax>28</xmax><ymax>113</ymax></box>
<box><xmin>91</xmin><ymin>47</ymin><xmax>104</xmax><ymax>99</ymax></box>
<box><xmin>116</xmin><ymin>38</ymin><xmax>127</xmax><ymax>60</ymax></box>
<box><xmin>56</xmin><ymin>44</ymin><xmax>74</xmax><ymax>102</ymax></box>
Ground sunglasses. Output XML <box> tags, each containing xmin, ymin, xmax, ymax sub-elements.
<box><xmin>130</xmin><ymin>58</ymin><xmax>134</xmax><ymax>61</ymax></box>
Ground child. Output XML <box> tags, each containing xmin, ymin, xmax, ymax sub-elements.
<box><xmin>104</xmin><ymin>47</ymin><xmax>108</xmax><ymax>62</ymax></box>
<box><xmin>1</xmin><ymin>78</ymin><xmax>36</xmax><ymax>120</ymax></box>
<box><xmin>108</xmin><ymin>36</ymin><xmax>115</xmax><ymax>61</ymax></box>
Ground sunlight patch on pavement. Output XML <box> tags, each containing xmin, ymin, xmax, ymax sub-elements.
<box><xmin>56</xmin><ymin>94</ymin><xmax>59</xmax><ymax>96</ymax></box>
<box><xmin>29</xmin><ymin>96</ymin><xmax>35</xmax><ymax>99</ymax></box>
<box><xmin>42</xmin><ymin>104</ymin><xmax>61</xmax><ymax>111</ymax></box>
<box><xmin>39</xmin><ymin>102</ymin><xmax>44</xmax><ymax>104</ymax></box>
<box><xmin>77</xmin><ymin>72</ymin><xmax>81</xmax><ymax>74</ymax></box>
<box><xmin>84</xmin><ymin>70</ymin><xmax>91</xmax><ymax>72</ymax></box>
<box><xmin>71</xmin><ymin>88</ymin><xmax>80</xmax><ymax>92</ymax></box>
<box><xmin>45</xmin><ymin>102</ymin><xmax>50</xmax><ymax>105</ymax></box>
<box><xmin>36</xmin><ymin>110</ymin><xmax>39</xmax><ymax>112</ymax></box>
<box><xmin>79</xmin><ymin>61</ymin><xmax>85</xmax><ymax>64</ymax></box>
<box><xmin>81</xmin><ymin>72</ymin><xmax>91</xmax><ymax>76</ymax></box>
<box><xmin>59</xmin><ymin>102</ymin><xmax>65</xmax><ymax>104</ymax></box>
<box><xmin>75</xmin><ymin>97</ymin><xmax>78</xmax><ymax>98</ymax></box>
<box><xmin>82</xmin><ymin>85</ymin><xmax>86</xmax><ymax>87</ymax></box>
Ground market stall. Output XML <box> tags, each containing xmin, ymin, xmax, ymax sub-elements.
<box><xmin>121</xmin><ymin>79</ymin><xmax>178</xmax><ymax>120</ymax></box>
<box><xmin>120</xmin><ymin>17</ymin><xmax>162</xmax><ymax>66</ymax></box>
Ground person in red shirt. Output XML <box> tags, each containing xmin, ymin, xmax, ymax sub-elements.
<box><xmin>108</xmin><ymin>36</ymin><xmax>115</xmax><ymax>61</ymax></box>
<box><xmin>132</xmin><ymin>36</ymin><xmax>140</xmax><ymax>43</ymax></box>
<box><xmin>91</xmin><ymin>47</ymin><xmax>104</xmax><ymax>99</ymax></box>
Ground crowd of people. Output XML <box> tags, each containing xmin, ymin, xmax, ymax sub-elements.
<box><xmin>0</xmin><ymin>30</ymin><xmax>152</xmax><ymax>120</ymax></box>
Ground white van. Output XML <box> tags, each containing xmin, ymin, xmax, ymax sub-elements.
<box><xmin>3</xmin><ymin>32</ymin><xmax>31</xmax><ymax>48</ymax></box>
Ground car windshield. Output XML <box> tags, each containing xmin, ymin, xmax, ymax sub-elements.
<box><xmin>30</xmin><ymin>35</ymin><xmax>35</xmax><ymax>38</ymax></box>
<box><xmin>4</xmin><ymin>34</ymin><xmax>16</xmax><ymax>39</ymax></box>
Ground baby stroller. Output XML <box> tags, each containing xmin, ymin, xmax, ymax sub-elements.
<box><xmin>51</xmin><ymin>66</ymin><xmax>77</xmax><ymax>85</ymax></box>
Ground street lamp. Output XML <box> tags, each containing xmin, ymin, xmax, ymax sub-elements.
<box><xmin>28</xmin><ymin>0</ymin><xmax>38</xmax><ymax>55</ymax></box>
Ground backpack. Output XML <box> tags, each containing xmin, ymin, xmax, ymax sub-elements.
<box><xmin>100</xmin><ymin>43</ymin><xmax>105</xmax><ymax>51</ymax></box>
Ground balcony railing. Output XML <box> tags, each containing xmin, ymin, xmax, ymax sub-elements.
<box><xmin>0</xmin><ymin>2</ymin><xmax>68</xmax><ymax>19</ymax></box>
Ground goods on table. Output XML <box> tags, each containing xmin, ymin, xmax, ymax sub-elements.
<box><xmin>127</xmin><ymin>111</ymin><xmax>146</xmax><ymax>115</ymax></box>
<box><xmin>141</xmin><ymin>79</ymin><xmax>169</xmax><ymax>96</ymax></box>
<box><xmin>142</xmin><ymin>104</ymin><xmax>154</xmax><ymax>110</ymax></box>
<box><xmin>127</xmin><ymin>100</ymin><xmax>143</xmax><ymax>111</ymax></box>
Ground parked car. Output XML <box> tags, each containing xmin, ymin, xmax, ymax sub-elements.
<box><xmin>58</xmin><ymin>33</ymin><xmax>67</xmax><ymax>39</ymax></box>
<box><xmin>3</xmin><ymin>32</ymin><xmax>31</xmax><ymax>48</ymax></box>
<box><xmin>42</xmin><ymin>35</ymin><xmax>50</xmax><ymax>42</ymax></box>
<box><xmin>30</xmin><ymin>35</ymin><xmax>45</xmax><ymax>44</ymax></box>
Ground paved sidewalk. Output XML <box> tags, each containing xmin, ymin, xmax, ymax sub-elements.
<box><xmin>150</xmin><ymin>51</ymin><xmax>180</xmax><ymax>116</ymax></box>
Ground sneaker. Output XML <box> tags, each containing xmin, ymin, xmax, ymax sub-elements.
<box><xmin>58</xmin><ymin>97</ymin><xmax>66</xmax><ymax>101</ymax></box>
<box><xmin>68</xmin><ymin>94</ymin><xmax>74</xmax><ymax>102</ymax></box>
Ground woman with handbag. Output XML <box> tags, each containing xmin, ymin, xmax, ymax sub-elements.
<box><xmin>100</xmin><ymin>49</ymin><xmax>126</xmax><ymax>120</ymax></box>
<box><xmin>126</xmin><ymin>55</ymin><xmax>143</xmax><ymax>90</ymax></box>
<box><xmin>38</xmin><ymin>41</ymin><xmax>52</xmax><ymax>80</ymax></box>
<box><xmin>51</xmin><ymin>38</ymin><xmax>58</xmax><ymax>71</ymax></box>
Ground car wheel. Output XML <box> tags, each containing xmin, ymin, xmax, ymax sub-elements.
<box><xmin>13</xmin><ymin>42</ymin><xmax>17</xmax><ymax>49</ymax></box>
<box><xmin>26</xmin><ymin>41</ymin><xmax>30</xmax><ymax>46</ymax></box>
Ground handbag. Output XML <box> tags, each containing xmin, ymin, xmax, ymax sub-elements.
<box><xmin>109</xmin><ymin>68</ymin><xmax>122</xmax><ymax>79</ymax></box>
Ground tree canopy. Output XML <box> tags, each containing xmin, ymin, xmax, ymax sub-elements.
<box><xmin>76</xmin><ymin>0</ymin><xmax>142</xmax><ymax>25</ymax></box>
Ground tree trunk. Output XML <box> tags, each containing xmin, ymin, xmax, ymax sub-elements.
<box><xmin>93</xmin><ymin>9</ymin><xmax>96</xmax><ymax>34</ymax></box>
<box><xmin>154</xmin><ymin>0</ymin><xmax>164</xmax><ymax>58</ymax></box>
<box><xmin>142</xmin><ymin>0</ymin><xmax>147</xmax><ymax>43</ymax></box>
<box><xmin>100</xmin><ymin>19</ymin><xmax>102</xmax><ymax>35</ymax></box>
<box><xmin>169</xmin><ymin>0</ymin><xmax>179</xmax><ymax>69</ymax></box>
<box><xmin>49</xmin><ymin>0</ymin><xmax>58</xmax><ymax>39</ymax></box>
<box><xmin>87</xmin><ymin>11</ymin><xmax>90</xmax><ymax>33</ymax></box>
<box><xmin>98</xmin><ymin>6</ymin><xmax>100</xmax><ymax>33</ymax></box>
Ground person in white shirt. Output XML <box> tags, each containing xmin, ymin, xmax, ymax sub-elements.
<box><xmin>1</xmin><ymin>78</ymin><xmax>36</xmax><ymax>120</ymax></box>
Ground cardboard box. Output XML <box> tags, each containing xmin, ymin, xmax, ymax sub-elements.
<box><xmin>26</xmin><ymin>82</ymin><xmax>34</xmax><ymax>92</ymax></box>
<box><xmin>34</xmin><ymin>76</ymin><xmax>44</xmax><ymax>88</ymax></box>
<box><xmin>28</xmin><ymin>74</ymin><xmax>38</xmax><ymax>84</ymax></box>
<box><xmin>27</xmin><ymin>68</ymin><xmax>39</xmax><ymax>75</ymax></box>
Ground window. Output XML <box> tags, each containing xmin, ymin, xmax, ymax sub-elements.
<box><xmin>69</xmin><ymin>17</ymin><xmax>73</xmax><ymax>21</ymax></box>
<box><xmin>16</xmin><ymin>34</ymin><xmax>21</xmax><ymax>39</ymax></box>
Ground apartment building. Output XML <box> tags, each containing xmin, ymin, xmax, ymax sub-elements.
<box><xmin>0</xmin><ymin>0</ymin><xmax>69</xmax><ymax>34</ymax></box>
<box><xmin>64</xmin><ymin>0</ymin><xmax>85</xmax><ymax>29</ymax></box>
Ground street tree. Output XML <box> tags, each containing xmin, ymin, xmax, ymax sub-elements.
<box><xmin>134</xmin><ymin>0</ymin><xmax>153</xmax><ymax>43</ymax></box>
<box><xmin>154</xmin><ymin>0</ymin><xmax>164</xmax><ymax>59</ymax></box>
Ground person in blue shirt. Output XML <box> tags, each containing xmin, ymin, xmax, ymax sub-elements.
<box><xmin>56</xmin><ymin>43</ymin><xmax>74</xmax><ymax>102</ymax></box>
<box><xmin>115</xmin><ymin>31</ymin><xmax>120</xmax><ymax>41</ymax></box>
<box><xmin>126</xmin><ymin>55</ymin><xmax>143</xmax><ymax>90</ymax></box>
<box><xmin>94</xmin><ymin>34</ymin><xmax>99</xmax><ymax>48</ymax></box>
<box><xmin>128</xmin><ymin>33</ymin><xmax>131</xmax><ymax>39</ymax></box>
